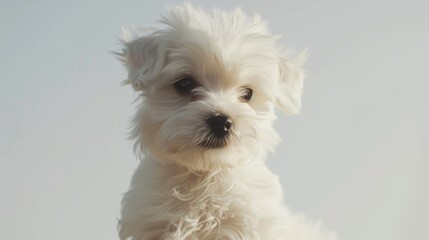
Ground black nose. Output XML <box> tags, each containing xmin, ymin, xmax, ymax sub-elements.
<box><xmin>206</xmin><ymin>114</ymin><xmax>232</xmax><ymax>138</ymax></box>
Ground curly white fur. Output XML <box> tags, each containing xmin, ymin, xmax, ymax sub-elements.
<box><xmin>117</xmin><ymin>3</ymin><xmax>337</xmax><ymax>240</ymax></box>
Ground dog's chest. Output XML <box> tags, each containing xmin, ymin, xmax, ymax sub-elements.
<box><xmin>162</xmin><ymin>172</ymin><xmax>257</xmax><ymax>239</ymax></box>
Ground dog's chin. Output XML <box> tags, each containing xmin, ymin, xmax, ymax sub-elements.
<box><xmin>199</xmin><ymin>138</ymin><xmax>228</xmax><ymax>149</ymax></box>
<box><xmin>151</xmin><ymin>140</ymin><xmax>249</xmax><ymax>172</ymax></box>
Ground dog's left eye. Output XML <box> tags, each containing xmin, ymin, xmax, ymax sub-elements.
<box><xmin>240</xmin><ymin>88</ymin><xmax>253</xmax><ymax>102</ymax></box>
<box><xmin>174</xmin><ymin>77</ymin><xmax>196</xmax><ymax>95</ymax></box>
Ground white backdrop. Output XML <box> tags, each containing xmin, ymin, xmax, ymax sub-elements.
<box><xmin>1</xmin><ymin>0</ymin><xmax>428</xmax><ymax>239</ymax></box>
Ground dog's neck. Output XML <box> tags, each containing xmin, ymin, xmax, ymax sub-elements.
<box><xmin>163</xmin><ymin>163</ymin><xmax>237</xmax><ymax>193</ymax></box>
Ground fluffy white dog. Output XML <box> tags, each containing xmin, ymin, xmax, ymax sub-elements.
<box><xmin>117</xmin><ymin>4</ymin><xmax>337</xmax><ymax>240</ymax></box>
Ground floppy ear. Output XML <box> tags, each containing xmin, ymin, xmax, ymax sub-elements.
<box><xmin>117</xmin><ymin>30</ymin><xmax>166</xmax><ymax>91</ymax></box>
<box><xmin>276</xmin><ymin>51</ymin><xmax>307</xmax><ymax>114</ymax></box>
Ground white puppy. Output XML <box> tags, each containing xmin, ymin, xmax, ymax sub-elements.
<box><xmin>117</xmin><ymin>4</ymin><xmax>337</xmax><ymax>240</ymax></box>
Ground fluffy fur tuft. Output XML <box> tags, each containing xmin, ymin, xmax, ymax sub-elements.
<box><xmin>117</xmin><ymin>3</ymin><xmax>337</xmax><ymax>240</ymax></box>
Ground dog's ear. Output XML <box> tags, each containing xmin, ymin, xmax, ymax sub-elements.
<box><xmin>276</xmin><ymin>51</ymin><xmax>307</xmax><ymax>114</ymax></box>
<box><xmin>117</xmin><ymin>30</ymin><xmax>166</xmax><ymax>92</ymax></box>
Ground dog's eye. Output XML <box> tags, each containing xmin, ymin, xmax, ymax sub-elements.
<box><xmin>240</xmin><ymin>88</ymin><xmax>253</xmax><ymax>102</ymax></box>
<box><xmin>174</xmin><ymin>77</ymin><xmax>196</xmax><ymax>95</ymax></box>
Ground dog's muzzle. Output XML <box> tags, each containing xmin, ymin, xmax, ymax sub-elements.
<box><xmin>201</xmin><ymin>113</ymin><xmax>232</xmax><ymax>148</ymax></box>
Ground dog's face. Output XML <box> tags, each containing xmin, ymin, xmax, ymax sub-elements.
<box><xmin>119</xmin><ymin>4</ymin><xmax>305</xmax><ymax>171</ymax></box>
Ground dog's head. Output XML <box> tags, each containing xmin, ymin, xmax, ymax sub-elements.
<box><xmin>118</xmin><ymin>4</ymin><xmax>305</xmax><ymax>171</ymax></box>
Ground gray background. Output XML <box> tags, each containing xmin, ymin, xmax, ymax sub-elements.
<box><xmin>1</xmin><ymin>0</ymin><xmax>428</xmax><ymax>239</ymax></box>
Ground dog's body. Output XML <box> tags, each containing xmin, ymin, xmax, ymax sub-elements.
<box><xmin>118</xmin><ymin>4</ymin><xmax>336</xmax><ymax>240</ymax></box>
<box><xmin>120</xmin><ymin>155</ymin><xmax>290</xmax><ymax>239</ymax></box>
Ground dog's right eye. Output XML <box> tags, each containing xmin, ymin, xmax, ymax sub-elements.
<box><xmin>174</xmin><ymin>78</ymin><xmax>196</xmax><ymax>95</ymax></box>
